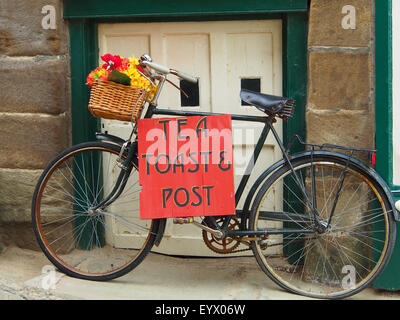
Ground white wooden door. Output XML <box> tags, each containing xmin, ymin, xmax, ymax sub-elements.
<box><xmin>98</xmin><ymin>20</ymin><xmax>283</xmax><ymax>256</ymax></box>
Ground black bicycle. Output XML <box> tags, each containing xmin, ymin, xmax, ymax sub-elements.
<box><xmin>32</xmin><ymin>54</ymin><xmax>397</xmax><ymax>299</ymax></box>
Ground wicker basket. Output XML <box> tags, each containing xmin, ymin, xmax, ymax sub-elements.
<box><xmin>88</xmin><ymin>79</ymin><xmax>148</xmax><ymax>122</ymax></box>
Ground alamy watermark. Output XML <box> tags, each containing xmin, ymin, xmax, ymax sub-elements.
<box><xmin>141</xmin><ymin>123</ymin><xmax>256</xmax><ymax>176</ymax></box>
<box><xmin>41</xmin><ymin>265</ymin><xmax>58</xmax><ymax>290</ymax></box>
<box><xmin>342</xmin><ymin>5</ymin><xmax>356</xmax><ymax>30</ymax></box>
<box><xmin>41</xmin><ymin>5</ymin><xmax>56</xmax><ymax>30</ymax></box>
<box><xmin>341</xmin><ymin>265</ymin><xmax>356</xmax><ymax>290</ymax></box>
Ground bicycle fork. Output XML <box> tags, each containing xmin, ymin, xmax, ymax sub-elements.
<box><xmin>91</xmin><ymin>140</ymin><xmax>136</xmax><ymax>212</ymax></box>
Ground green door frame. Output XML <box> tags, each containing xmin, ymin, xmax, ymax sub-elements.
<box><xmin>375</xmin><ymin>0</ymin><xmax>395</xmax><ymax>190</ymax></box>
<box><xmin>374</xmin><ymin>0</ymin><xmax>400</xmax><ymax>290</ymax></box>
<box><xmin>63</xmin><ymin>0</ymin><xmax>308</xmax><ymax>149</ymax></box>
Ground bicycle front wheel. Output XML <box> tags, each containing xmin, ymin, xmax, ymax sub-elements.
<box><xmin>32</xmin><ymin>141</ymin><xmax>159</xmax><ymax>281</ymax></box>
<box><xmin>249</xmin><ymin>153</ymin><xmax>396</xmax><ymax>299</ymax></box>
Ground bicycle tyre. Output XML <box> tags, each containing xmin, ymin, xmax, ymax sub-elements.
<box><xmin>248</xmin><ymin>153</ymin><xmax>396</xmax><ymax>299</ymax></box>
<box><xmin>32</xmin><ymin>141</ymin><xmax>160</xmax><ymax>281</ymax></box>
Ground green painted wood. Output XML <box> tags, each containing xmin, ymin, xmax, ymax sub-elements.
<box><xmin>373</xmin><ymin>0</ymin><xmax>400</xmax><ymax>290</ymax></box>
<box><xmin>64</xmin><ymin>0</ymin><xmax>308</xmax><ymax>19</ymax></box>
<box><xmin>375</xmin><ymin>0</ymin><xmax>393</xmax><ymax>186</ymax></box>
<box><xmin>283</xmin><ymin>13</ymin><xmax>308</xmax><ymax>150</ymax></box>
<box><xmin>69</xmin><ymin>20</ymin><xmax>100</xmax><ymax>145</ymax></box>
<box><xmin>69</xmin><ymin>19</ymin><xmax>103</xmax><ymax>249</ymax></box>
<box><xmin>88</xmin><ymin>13</ymin><xmax>283</xmax><ymax>25</ymax></box>
<box><xmin>282</xmin><ymin>12</ymin><xmax>308</xmax><ymax>265</ymax></box>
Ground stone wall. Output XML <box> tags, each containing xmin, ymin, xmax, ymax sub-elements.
<box><xmin>304</xmin><ymin>0</ymin><xmax>376</xmax><ymax>284</ymax></box>
<box><xmin>0</xmin><ymin>0</ymin><xmax>70</xmax><ymax>249</ymax></box>
<box><xmin>306</xmin><ymin>0</ymin><xmax>375</xmax><ymax>153</ymax></box>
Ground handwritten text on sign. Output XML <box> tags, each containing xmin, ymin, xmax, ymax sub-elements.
<box><xmin>138</xmin><ymin>115</ymin><xmax>235</xmax><ymax>219</ymax></box>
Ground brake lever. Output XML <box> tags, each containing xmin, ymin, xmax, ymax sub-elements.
<box><xmin>165</xmin><ymin>78</ymin><xmax>189</xmax><ymax>98</ymax></box>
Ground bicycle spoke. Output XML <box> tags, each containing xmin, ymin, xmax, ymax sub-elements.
<box><xmin>33</xmin><ymin>143</ymin><xmax>158</xmax><ymax>279</ymax></box>
<box><xmin>251</xmin><ymin>157</ymin><xmax>393</xmax><ymax>299</ymax></box>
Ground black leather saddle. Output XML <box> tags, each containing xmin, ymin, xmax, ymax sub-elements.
<box><xmin>240</xmin><ymin>89</ymin><xmax>295</xmax><ymax>119</ymax></box>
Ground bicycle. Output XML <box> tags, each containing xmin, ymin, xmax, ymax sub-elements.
<box><xmin>31</xmin><ymin>54</ymin><xmax>398</xmax><ymax>299</ymax></box>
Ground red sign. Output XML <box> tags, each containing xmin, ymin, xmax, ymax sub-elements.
<box><xmin>137</xmin><ymin>115</ymin><xmax>235</xmax><ymax>220</ymax></box>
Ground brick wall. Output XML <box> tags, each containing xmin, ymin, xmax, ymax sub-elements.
<box><xmin>0</xmin><ymin>0</ymin><xmax>70</xmax><ymax>249</ymax></box>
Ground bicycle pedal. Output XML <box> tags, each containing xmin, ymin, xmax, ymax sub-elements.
<box><xmin>173</xmin><ymin>217</ymin><xmax>194</xmax><ymax>224</ymax></box>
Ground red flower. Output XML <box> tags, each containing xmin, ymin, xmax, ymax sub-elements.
<box><xmin>101</xmin><ymin>54</ymin><xmax>123</xmax><ymax>70</ymax></box>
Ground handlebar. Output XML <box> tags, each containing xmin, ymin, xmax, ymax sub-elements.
<box><xmin>139</xmin><ymin>56</ymin><xmax>198</xmax><ymax>84</ymax></box>
<box><xmin>170</xmin><ymin>69</ymin><xmax>198</xmax><ymax>84</ymax></box>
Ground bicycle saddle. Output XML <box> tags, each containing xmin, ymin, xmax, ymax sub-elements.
<box><xmin>240</xmin><ymin>89</ymin><xmax>295</xmax><ymax>119</ymax></box>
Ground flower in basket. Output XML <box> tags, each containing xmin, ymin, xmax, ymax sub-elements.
<box><xmin>86</xmin><ymin>53</ymin><xmax>154</xmax><ymax>94</ymax></box>
<box><xmin>100</xmin><ymin>53</ymin><xmax>123</xmax><ymax>70</ymax></box>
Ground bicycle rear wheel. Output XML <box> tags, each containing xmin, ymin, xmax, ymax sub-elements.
<box><xmin>249</xmin><ymin>153</ymin><xmax>396</xmax><ymax>299</ymax></box>
<box><xmin>32</xmin><ymin>141</ymin><xmax>159</xmax><ymax>281</ymax></box>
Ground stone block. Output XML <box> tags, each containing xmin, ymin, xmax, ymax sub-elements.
<box><xmin>0</xmin><ymin>167</ymin><xmax>78</xmax><ymax>249</ymax></box>
<box><xmin>307</xmin><ymin>51</ymin><xmax>372</xmax><ymax>111</ymax></box>
<box><xmin>0</xmin><ymin>56</ymin><xmax>70</xmax><ymax>114</ymax></box>
<box><xmin>0</xmin><ymin>222</ymin><xmax>40</xmax><ymax>250</ymax></box>
<box><xmin>0</xmin><ymin>169</ymin><xmax>42</xmax><ymax>223</ymax></box>
<box><xmin>0</xmin><ymin>0</ymin><xmax>68</xmax><ymax>56</ymax></box>
<box><xmin>0</xmin><ymin>113</ymin><xmax>70</xmax><ymax>169</ymax></box>
<box><xmin>306</xmin><ymin>111</ymin><xmax>374</xmax><ymax>151</ymax></box>
<box><xmin>308</xmin><ymin>0</ymin><xmax>373</xmax><ymax>47</ymax></box>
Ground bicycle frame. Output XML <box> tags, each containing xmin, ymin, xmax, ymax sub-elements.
<box><xmin>142</xmin><ymin>103</ymin><xmax>318</xmax><ymax>237</ymax></box>
<box><xmin>94</xmin><ymin>99</ymin><xmax>315</xmax><ymax>237</ymax></box>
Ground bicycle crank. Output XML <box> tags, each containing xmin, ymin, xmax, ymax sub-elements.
<box><xmin>173</xmin><ymin>217</ymin><xmax>224</xmax><ymax>239</ymax></box>
<box><xmin>202</xmin><ymin>218</ymin><xmax>242</xmax><ymax>254</ymax></box>
<box><xmin>173</xmin><ymin>217</ymin><xmax>250</xmax><ymax>254</ymax></box>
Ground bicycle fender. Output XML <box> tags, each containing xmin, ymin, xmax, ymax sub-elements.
<box><xmin>154</xmin><ymin>218</ymin><xmax>167</xmax><ymax>246</ymax></box>
<box><xmin>95</xmin><ymin>132</ymin><xmax>126</xmax><ymax>147</ymax></box>
<box><xmin>242</xmin><ymin>150</ymin><xmax>400</xmax><ymax>222</ymax></box>
<box><xmin>305</xmin><ymin>150</ymin><xmax>399</xmax><ymax>222</ymax></box>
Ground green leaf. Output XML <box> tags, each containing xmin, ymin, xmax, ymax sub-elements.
<box><xmin>107</xmin><ymin>69</ymin><xmax>131</xmax><ymax>86</ymax></box>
